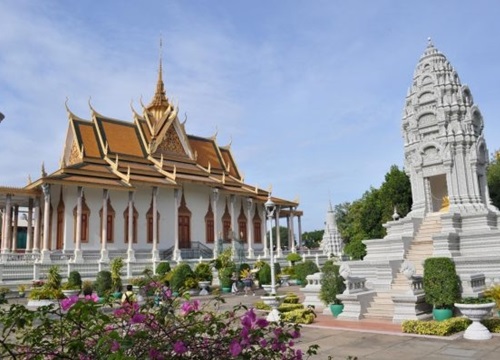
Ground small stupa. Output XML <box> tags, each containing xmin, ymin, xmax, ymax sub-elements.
<box><xmin>320</xmin><ymin>201</ymin><xmax>344</xmax><ymax>257</ymax></box>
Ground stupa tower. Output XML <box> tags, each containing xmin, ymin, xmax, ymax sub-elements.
<box><xmin>320</xmin><ymin>201</ymin><xmax>343</xmax><ymax>256</ymax></box>
<box><xmin>402</xmin><ymin>38</ymin><xmax>495</xmax><ymax>219</ymax></box>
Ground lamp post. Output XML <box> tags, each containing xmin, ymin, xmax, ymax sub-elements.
<box><xmin>261</xmin><ymin>193</ymin><xmax>284</xmax><ymax>322</ymax></box>
<box><xmin>265</xmin><ymin>194</ymin><xmax>276</xmax><ymax>296</ymax></box>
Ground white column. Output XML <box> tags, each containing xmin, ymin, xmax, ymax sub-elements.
<box><xmin>26</xmin><ymin>198</ymin><xmax>33</xmax><ymax>253</ymax></box>
<box><xmin>152</xmin><ymin>187</ymin><xmax>160</xmax><ymax>261</ymax></box>
<box><xmin>230</xmin><ymin>195</ymin><xmax>236</xmax><ymax>258</ymax></box>
<box><xmin>40</xmin><ymin>184</ymin><xmax>52</xmax><ymax>263</ymax></box>
<box><xmin>246</xmin><ymin>197</ymin><xmax>254</xmax><ymax>258</ymax></box>
<box><xmin>100</xmin><ymin>189</ymin><xmax>110</xmax><ymax>263</ymax></box>
<box><xmin>127</xmin><ymin>191</ymin><xmax>136</xmax><ymax>262</ymax></box>
<box><xmin>289</xmin><ymin>208</ymin><xmax>296</xmax><ymax>253</ymax></box>
<box><xmin>11</xmin><ymin>205</ymin><xmax>18</xmax><ymax>252</ymax></box>
<box><xmin>73</xmin><ymin>186</ymin><xmax>84</xmax><ymax>263</ymax></box>
<box><xmin>275</xmin><ymin>206</ymin><xmax>282</xmax><ymax>257</ymax></box>
<box><xmin>298</xmin><ymin>215</ymin><xmax>302</xmax><ymax>249</ymax></box>
<box><xmin>0</xmin><ymin>210</ymin><xmax>4</xmax><ymax>255</ymax></box>
<box><xmin>33</xmin><ymin>198</ymin><xmax>40</xmax><ymax>253</ymax></box>
<box><xmin>212</xmin><ymin>188</ymin><xmax>219</xmax><ymax>258</ymax></box>
<box><xmin>262</xmin><ymin>205</ymin><xmax>268</xmax><ymax>257</ymax></box>
<box><xmin>173</xmin><ymin>189</ymin><xmax>181</xmax><ymax>261</ymax></box>
<box><xmin>1</xmin><ymin>195</ymin><xmax>11</xmax><ymax>255</ymax></box>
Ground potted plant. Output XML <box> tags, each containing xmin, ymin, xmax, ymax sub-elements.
<box><xmin>28</xmin><ymin>266</ymin><xmax>65</xmax><ymax>307</ymax></box>
<box><xmin>219</xmin><ymin>267</ymin><xmax>235</xmax><ymax>293</ymax></box>
<box><xmin>319</xmin><ymin>260</ymin><xmax>346</xmax><ymax>317</ymax></box>
<box><xmin>17</xmin><ymin>284</ymin><xmax>27</xmax><ymax>298</ymax></box>
<box><xmin>286</xmin><ymin>252</ymin><xmax>302</xmax><ymax>266</ymax></box>
<box><xmin>258</xmin><ymin>263</ymin><xmax>273</xmax><ymax>293</ymax></box>
<box><xmin>423</xmin><ymin>257</ymin><xmax>460</xmax><ymax>321</ymax></box>
<box><xmin>61</xmin><ymin>282</ymin><xmax>80</xmax><ymax>297</ymax></box>
<box><xmin>454</xmin><ymin>297</ymin><xmax>496</xmax><ymax>340</ymax></box>
<box><xmin>194</xmin><ymin>262</ymin><xmax>213</xmax><ymax>295</ymax></box>
<box><xmin>484</xmin><ymin>284</ymin><xmax>500</xmax><ymax>316</ymax></box>
<box><xmin>82</xmin><ymin>280</ymin><xmax>94</xmax><ymax>296</ymax></box>
<box><xmin>213</xmin><ymin>249</ymin><xmax>236</xmax><ymax>293</ymax></box>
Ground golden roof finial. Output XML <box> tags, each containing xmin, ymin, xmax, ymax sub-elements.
<box><xmin>147</xmin><ymin>36</ymin><xmax>169</xmax><ymax>113</ymax></box>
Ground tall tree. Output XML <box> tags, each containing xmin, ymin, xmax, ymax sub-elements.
<box><xmin>487</xmin><ymin>150</ymin><xmax>500</xmax><ymax>209</ymax></box>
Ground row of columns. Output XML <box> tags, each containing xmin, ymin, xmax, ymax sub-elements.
<box><xmin>1</xmin><ymin>185</ymin><xmax>303</xmax><ymax>263</ymax></box>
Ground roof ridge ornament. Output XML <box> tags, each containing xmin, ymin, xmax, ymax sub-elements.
<box><xmin>41</xmin><ymin>162</ymin><xmax>47</xmax><ymax>178</ymax></box>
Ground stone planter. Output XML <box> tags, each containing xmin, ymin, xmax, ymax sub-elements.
<box><xmin>455</xmin><ymin>302</ymin><xmax>496</xmax><ymax>340</ymax></box>
<box><xmin>261</xmin><ymin>284</ymin><xmax>274</xmax><ymax>294</ymax></box>
<box><xmin>329</xmin><ymin>303</ymin><xmax>344</xmax><ymax>317</ymax></box>
<box><xmin>62</xmin><ymin>289</ymin><xmax>80</xmax><ymax>298</ymax></box>
<box><xmin>279</xmin><ymin>274</ymin><xmax>290</xmax><ymax>287</ymax></box>
<box><xmin>260</xmin><ymin>295</ymin><xmax>285</xmax><ymax>322</ymax></box>
<box><xmin>198</xmin><ymin>281</ymin><xmax>211</xmax><ymax>296</ymax></box>
<box><xmin>27</xmin><ymin>299</ymin><xmax>58</xmax><ymax>309</ymax></box>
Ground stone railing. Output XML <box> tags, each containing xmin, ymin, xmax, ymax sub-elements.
<box><xmin>344</xmin><ymin>276</ymin><xmax>367</xmax><ymax>294</ymax></box>
<box><xmin>460</xmin><ymin>273</ymin><xmax>486</xmax><ymax>298</ymax></box>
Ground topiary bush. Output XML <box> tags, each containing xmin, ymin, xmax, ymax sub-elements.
<box><xmin>156</xmin><ymin>262</ymin><xmax>171</xmax><ymax>276</ymax></box>
<box><xmin>238</xmin><ymin>263</ymin><xmax>251</xmax><ymax>273</ymax></box>
<box><xmin>170</xmin><ymin>263</ymin><xmax>194</xmax><ymax>292</ymax></box>
<box><xmin>281</xmin><ymin>308</ymin><xmax>316</xmax><ymax>324</ymax></box>
<box><xmin>286</xmin><ymin>252</ymin><xmax>302</xmax><ymax>265</ymax></box>
<box><xmin>68</xmin><ymin>271</ymin><xmax>82</xmax><ymax>289</ymax></box>
<box><xmin>293</xmin><ymin>260</ymin><xmax>319</xmax><ymax>285</ymax></box>
<box><xmin>319</xmin><ymin>260</ymin><xmax>345</xmax><ymax>305</ymax></box>
<box><xmin>219</xmin><ymin>266</ymin><xmax>235</xmax><ymax>288</ymax></box>
<box><xmin>46</xmin><ymin>265</ymin><xmax>62</xmax><ymax>290</ymax></box>
<box><xmin>258</xmin><ymin>263</ymin><xmax>272</xmax><ymax>285</ymax></box>
<box><xmin>94</xmin><ymin>270</ymin><xmax>113</xmax><ymax>297</ymax></box>
<box><xmin>194</xmin><ymin>262</ymin><xmax>213</xmax><ymax>282</ymax></box>
<box><xmin>423</xmin><ymin>257</ymin><xmax>460</xmax><ymax>309</ymax></box>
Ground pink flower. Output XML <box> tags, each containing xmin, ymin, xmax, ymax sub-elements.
<box><xmin>180</xmin><ymin>300</ymin><xmax>200</xmax><ymax>315</ymax></box>
<box><xmin>60</xmin><ymin>295</ymin><xmax>79</xmax><ymax>311</ymax></box>
<box><xmin>84</xmin><ymin>294</ymin><xmax>99</xmax><ymax>302</ymax></box>
<box><xmin>229</xmin><ymin>339</ymin><xmax>242</xmax><ymax>357</ymax></box>
<box><xmin>295</xmin><ymin>349</ymin><xmax>303</xmax><ymax>360</ymax></box>
<box><xmin>131</xmin><ymin>313</ymin><xmax>146</xmax><ymax>324</ymax></box>
<box><xmin>110</xmin><ymin>340</ymin><xmax>120</xmax><ymax>351</ymax></box>
<box><xmin>173</xmin><ymin>341</ymin><xmax>187</xmax><ymax>354</ymax></box>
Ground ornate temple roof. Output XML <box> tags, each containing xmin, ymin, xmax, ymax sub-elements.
<box><xmin>25</xmin><ymin>60</ymin><xmax>297</xmax><ymax>207</ymax></box>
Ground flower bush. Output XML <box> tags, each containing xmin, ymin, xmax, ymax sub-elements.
<box><xmin>0</xmin><ymin>279</ymin><xmax>318</xmax><ymax>359</ymax></box>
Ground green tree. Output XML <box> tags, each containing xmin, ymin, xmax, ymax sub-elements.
<box><xmin>487</xmin><ymin>151</ymin><xmax>500</xmax><ymax>209</ymax></box>
<box><xmin>301</xmin><ymin>230</ymin><xmax>324</xmax><ymax>249</ymax></box>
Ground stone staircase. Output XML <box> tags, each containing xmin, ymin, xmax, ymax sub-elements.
<box><xmin>363</xmin><ymin>213</ymin><xmax>442</xmax><ymax>320</ymax></box>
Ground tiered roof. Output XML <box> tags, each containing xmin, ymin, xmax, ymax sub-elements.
<box><xmin>26</xmin><ymin>62</ymin><xmax>297</xmax><ymax>207</ymax></box>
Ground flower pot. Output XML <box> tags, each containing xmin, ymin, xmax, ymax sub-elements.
<box><xmin>261</xmin><ymin>284</ymin><xmax>274</xmax><ymax>294</ymax></box>
<box><xmin>18</xmin><ymin>292</ymin><xmax>25</xmax><ymax>298</ymax></box>
<box><xmin>433</xmin><ymin>307</ymin><xmax>453</xmax><ymax>321</ymax></box>
<box><xmin>329</xmin><ymin>304</ymin><xmax>344</xmax><ymax>317</ymax></box>
<box><xmin>221</xmin><ymin>287</ymin><xmax>231</xmax><ymax>293</ymax></box>
<box><xmin>62</xmin><ymin>289</ymin><xmax>80</xmax><ymax>298</ymax></box>
<box><xmin>112</xmin><ymin>291</ymin><xmax>123</xmax><ymax>299</ymax></box>
<box><xmin>261</xmin><ymin>295</ymin><xmax>286</xmax><ymax>322</ymax></box>
<box><xmin>198</xmin><ymin>281</ymin><xmax>211</xmax><ymax>296</ymax></box>
<box><xmin>455</xmin><ymin>302</ymin><xmax>495</xmax><ymax>340</ymax></box>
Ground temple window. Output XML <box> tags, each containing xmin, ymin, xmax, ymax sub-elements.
<box><xmin>73</xmin><ymin>195</ymin><xmax>90</xmax><ymax>243</ymax></box>
<box><xmin>146</xmin><ymin>200</ymin><xmax>160</xmax><ymax>244</ymax></box>
<box><xmin>99</xmin><ymin>198</ymin><xmax>115</xmax><ymax>243</ymax></box>
<box><xmin>253</xmin><ymin>207</ymin><xmax>262</xmax><ymax>244</ymax></box>
<box><xmin>123</xmin><ymin>205</ymin><xmax>138</xmax><ymax>244</ymax></box>
<box><xmin>205</xmin><ymin>200</ymin><xmax>214</xmax><ymax>243</ymax></box>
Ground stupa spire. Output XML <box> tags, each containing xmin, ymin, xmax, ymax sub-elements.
<box><xmin>147</xmin><ymin>37</ymin><xmax>170</xmax><ymax>118</ymax></box>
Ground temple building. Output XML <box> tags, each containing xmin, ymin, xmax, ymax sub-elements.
<box><xmin>338</xmin><ymin>39</ymin><xmax>500</xmax><ymax>322</ymax></box>
<box><xmin>0</xmin><ymin>58</ymin><xmax>303</xmax><ymax>269</ymax></box>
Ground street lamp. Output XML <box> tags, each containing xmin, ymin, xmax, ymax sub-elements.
<box><xmin>265</xmin><ymin>194</ymin><xmax>276</xmax><ymax>296</ymax></box>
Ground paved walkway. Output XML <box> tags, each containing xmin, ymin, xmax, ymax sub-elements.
<box><xmin>219</xmin><ymin>286</ymin><xmax>500</xmax><ymax>359</ymax></box>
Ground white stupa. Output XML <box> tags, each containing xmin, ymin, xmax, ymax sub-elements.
<box><xmin>320</xmin><ymin>201</ymin><xmax>343</xmax><ymax>256</ymax></box>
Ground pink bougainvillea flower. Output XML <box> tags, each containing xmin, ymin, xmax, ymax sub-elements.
<box><xmin>229</xmin><ymin>339</ymin><xmax>242</xmax><ymax>357</ymax></box>
<box><xmin>60</xmin><ymin>295</ymin><xmax>79</xmax><ymax>311</ymax></box>
<box><xmin>173</xmin><ymin>341</ymin><xmax>187</xmax><ymax>354</ymax></box>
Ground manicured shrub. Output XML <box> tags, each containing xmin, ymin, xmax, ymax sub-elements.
<box><xmin>110</xmin><ymin>257</ymin><xmax>124</xmax><ymax>291</ymax></box>
<box><xmin>170</xmin><ymin>263</ymin><xmax>194</xmax><ymax>292</ymax></box>
<box><xmin>194</xmin><ymin>262</ymin><xmax>213</xmax><ymax>282</ymax></box>
<box><xmin>156</xmin><ymin>262</ymin><xmax>171</xmax><ymax>276</ymax></box>
<box><xmin>286</xmin><ymin>252</ymin><xmax>302</xmax><ymax>265</ymax></box>
<box><xmin>258</xmin><ymin>263</ymin><xmax>272</xmax><ymax>285</ymax></box>
<box><xmin>283</xmin><ymin>292</ymin><xmax>300</xmax><ymax>304</ymax></box>
<box><xmin>481</xmin><ymin>318</ymin><xmax>500</xmax><ymax>333</ymax></box>
<box><xmin>423</xmin><ymin>257</ymin><xmax>460</xmax><ymax>309</ymax></box>
<box><xmin>402</xmin><ymin>317</ymin><xmax>470</xmax><ymax>336</ymax></box>
<box><xmin>46</xmin><ymin>265</ymin><xmax>62</xmax><ymax>290</ymax></box>
<box><xmin>219</xmin><ymin>267</ymin><xmax>235</xmax><ymax>288</ymax></box>
<box><xmin>95</xmin><ymin>270</ymin><xmax>113</xmax><ymax>297</ymax></box>
<box><xmin>293</xmin><ymin>260</ymin><xmax>319</xmax><ymax>285</ymax></box>
<box><xmin>281</xmin><ymin>308</ymin><xmax>316</xmax><ymax>324</ymax></box>
<box><xmin>68</xmin><ymin>271</ymin><xmax>82</xmax><ymax>288</ymax></box>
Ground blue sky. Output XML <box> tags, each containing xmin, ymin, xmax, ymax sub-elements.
<box><xmin>1</xmin><ymin>1</ymin><xmax>500</xmax><ymax>232</ymax></box>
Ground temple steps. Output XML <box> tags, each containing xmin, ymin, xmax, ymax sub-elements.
<box><xmin>405</xmin><ymin>213</ymin><xmax>442</xmax><ymax>274</ymax></box>
<box><xmin>363</xmin><ymin>213</ymin><xmax>443</xmax><ymax>321</ymax></box>
<box><xmin>364</xmin><ymin>291</ymin><xmax>394</xmax><ymax>320</ymax></box>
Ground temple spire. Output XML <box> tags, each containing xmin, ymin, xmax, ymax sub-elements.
<box><xmin>147</xmin><ymin>36</ymin><xmax>170</xmax><ymax>118</ymax></box>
